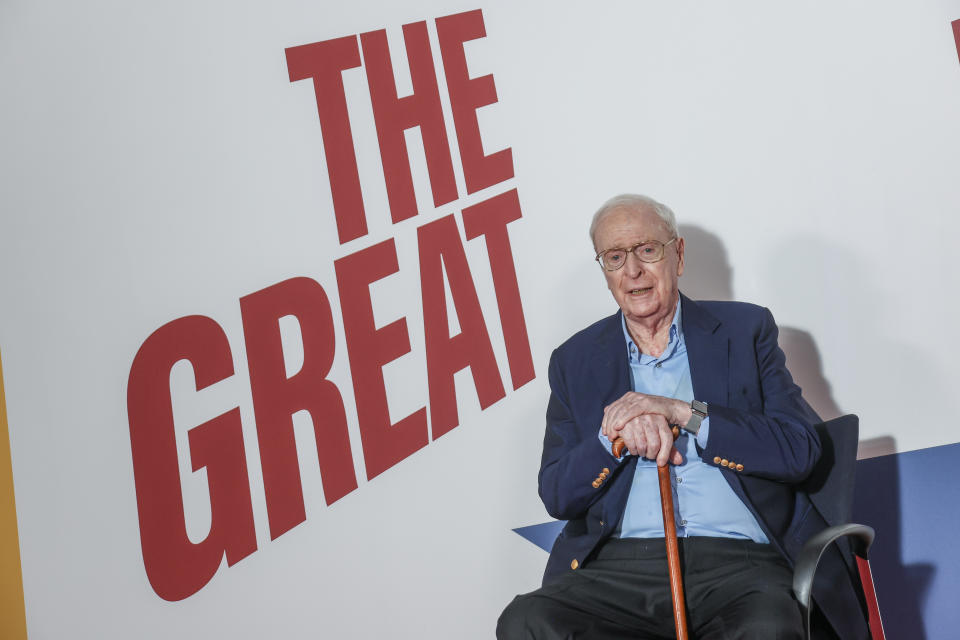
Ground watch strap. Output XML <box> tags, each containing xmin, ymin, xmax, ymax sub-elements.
<box><xmin>683</xmin><ymin>399</ymin><xmax>708</xmax><ymax>436</ymax></box>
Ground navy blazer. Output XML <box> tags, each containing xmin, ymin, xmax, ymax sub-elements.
<box><xmin>538</xmin><ymin>295</ymin><xmax>868</xmax><ymax>640</ymax></box>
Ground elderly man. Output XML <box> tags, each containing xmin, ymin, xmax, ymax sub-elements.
<box><xmin>497</xmin><ymin>195</ymin><xmax>867</xmax><ymax>639</ymax></box>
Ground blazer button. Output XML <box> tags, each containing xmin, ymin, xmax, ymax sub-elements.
<box><xmin>571</xmin><ymin>559</ymin><xmax>579</xmax><ymax>570</ymax></box>
<box><xmin>736</xmin><ymin>463</ymin><xmax>744</xmax><ymax>471</ymax></box>
<box><xmin>602</xmin><ymin>468</ymin><xmax>610</xmax><ymax>475</ymax></box>
<box><xmin>721</xmin><ymin>459</ymin><xmax>729</xmax><ymax>467</ymax></box>
<box><xmin>713</xmin><ymin>456</ymin><xmax>722</xmax><ymax>464</ymax></box>
<box><xmin>592</xmin><ymin>480</ymin><xmax>601</xmax><ymax>488</ymax></box>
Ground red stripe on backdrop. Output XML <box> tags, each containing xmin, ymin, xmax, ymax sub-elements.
<box><xmin>953</xmin><ymin>20</ymin><xmax>960</xmax><ymax>64</ymax></box>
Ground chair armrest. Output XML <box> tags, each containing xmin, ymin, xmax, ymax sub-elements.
<box><xmin>792</xmin><ymin>523</ymin><xmax>875</xmax><ymax>636</ymax></box>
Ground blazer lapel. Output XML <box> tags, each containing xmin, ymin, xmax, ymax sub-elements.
<box><xmin>680</xmin><ymin>294</ymin><xmax>729</xmax><ymax>406</ymax></box>
<box><xmin>588</xmin><ymin>311</ymin><xmax>632</xmax><ymax>404</ymax></box>
<box><xmin>587</xmin><ymin>312</ymin><xmax>638</xmax><ymax>525</ymax></box>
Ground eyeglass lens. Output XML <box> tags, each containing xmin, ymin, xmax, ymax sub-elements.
<box><xmin>602</xmin><ymin>242</ymin><xmax>664</xmax><ymax>269</ymax></box>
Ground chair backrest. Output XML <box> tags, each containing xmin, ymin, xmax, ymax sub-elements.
<box><xmin>800</xmin><ymin>414</ymin><xmax>860</xmax><ymax>527</ymax></box>
<box><xmin>793</xmin><ymin>414</ymin><xmax>886</xmax><ymax>639</ymax></box>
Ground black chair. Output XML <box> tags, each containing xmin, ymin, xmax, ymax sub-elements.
<box><xmin>793</xmin><ymin>414</ymin><xmax>886</xmax><ymax>640</ymax></box>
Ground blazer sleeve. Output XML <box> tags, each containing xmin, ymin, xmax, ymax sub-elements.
<box><xmin>537</xmin><ymin>349</ymin><xmax>624</xmax><ymax>521</ymax></box>
<box><xmin>700</xmin><ymin>307</ymin><xmax>822</xmax><ymax>484</ymax></box>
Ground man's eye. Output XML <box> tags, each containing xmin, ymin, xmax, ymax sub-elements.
<box><xmin>640</xmin><ymin>245</ymin><xmax>657</xmax><ymax>254</ymax></box>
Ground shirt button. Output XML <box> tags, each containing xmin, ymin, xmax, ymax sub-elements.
<box><xmin>655</xmin><ymin>362</ymin><xmax>662</xmax><ymax>368</ymax></box>
<box><xmin>676</xmin><ymin>477</ymin><xmax>683</xmax><ymax>484</ymax></box>
<box><xmin>680</xmin><ymin>520</ymin><xmax>687</xmax><ymax>526</ymax></box>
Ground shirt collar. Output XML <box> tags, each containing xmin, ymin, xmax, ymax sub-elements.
<box><xmin>621</xmin><ymin>298</ymin><xmax>684</xmax><ymax>365</ymax></box>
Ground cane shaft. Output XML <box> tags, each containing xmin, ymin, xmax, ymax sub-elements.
<box><xmin>659</xmin><ymin>464</ymin><xmax>689</xmax><ymax>640</ymax></box>
<box><xmin>609</xmin><ymin>436</ymin><xmax>690</xmax><ymax>639</ymax></box>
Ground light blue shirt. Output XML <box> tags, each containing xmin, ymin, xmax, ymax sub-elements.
<box><xmin>598</xmin><ymin>300</ymin><xmax>769</xmax><ymax>542</ymax></box>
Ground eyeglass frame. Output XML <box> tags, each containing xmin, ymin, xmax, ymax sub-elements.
<box><xmin>594</xmin><ymin>237</ymin><xmax>679</xmax><ymax>271</ymax></box>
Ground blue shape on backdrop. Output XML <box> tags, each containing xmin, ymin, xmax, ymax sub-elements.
<box><xmin>854</xmin><ymin>441</ymin><xmax>960</xmax><ymax>640</ymax></box>
<box><xmin>513</xmin><ymin>520</ymin><xmax>565</xmax><ymax>552</ymax></box>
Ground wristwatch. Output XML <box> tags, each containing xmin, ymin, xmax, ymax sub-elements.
<box><xmin>684</xmin><ymin>399</ymin><xmax>708</xmax><ymax>435</ymax></box>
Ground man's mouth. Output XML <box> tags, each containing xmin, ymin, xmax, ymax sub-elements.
<box><xmin>628</xmin><ymin>287</ymin><xmax>652</xmax><ymax>295</ymax></box>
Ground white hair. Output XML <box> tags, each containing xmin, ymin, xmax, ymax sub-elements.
<box><xmin>589</xmin><ymin>194</ymin><xmax>679</xmax><ymax>248</ymax></box>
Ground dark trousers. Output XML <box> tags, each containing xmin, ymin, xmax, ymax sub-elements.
<box><xmin>497</xmin><ymin>537</ymin><xmax>803</xmax><ymax>640</ymax></box>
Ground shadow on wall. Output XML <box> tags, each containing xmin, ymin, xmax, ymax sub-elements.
<box><xmin>677</xmin><ymin>225</ymin><xmax>733</xmax><ymax>302</ymax></box>
<box><xmin>777</xmin><ymin>327</ymin><xmax>842</xmax><ymax>422</ymax></box>
<box><xmin>680</xmin><ymin>224</ymin><xmax>932</xmax><ymax>638</ymax></box>
<box><xmin>856</xmin><ymin>436</ymin><xmax>897</xmax><ymax>462</ymax></box>
<box><xmin>679</xmin><ymin>224</ymin><xmax>842</xmax><ymax>423</ymax></box>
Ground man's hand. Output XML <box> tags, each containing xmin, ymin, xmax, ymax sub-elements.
<box><xmin>601</xmin><ymin>392</ymin><xmax>691</xmax><ymax>465</ymax></box>
<box><xmin>610</xmin><ymin>413</ymin><xmax>682</xmax><ymax>465</ymax></box>
<box><xmin>602</xmin><ymin>391</ymin><xmax>692</xmax><ymax>435</ymax></box>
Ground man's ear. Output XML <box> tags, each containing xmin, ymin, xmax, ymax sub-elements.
<box><xmin>676</xmin><ymin>237</ymin><xmax>685</xmax><ymax>277</ymax></box>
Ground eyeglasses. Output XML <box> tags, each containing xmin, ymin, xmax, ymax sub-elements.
<box><xmin>595</xmin><ymin>238</ymin><xmax>678</xmax><ymax>271</ymax></box>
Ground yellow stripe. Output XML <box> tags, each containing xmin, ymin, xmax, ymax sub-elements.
<box><xmin>0</xmin><ymin>348</ymin><xmax>27</xmax><ymax>639</ymax></box>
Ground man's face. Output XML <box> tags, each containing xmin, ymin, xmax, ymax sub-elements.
<box><xmin>593</xmin><ymin>206</ymin><xmax>685</xmax><ymax>328</ymax></box>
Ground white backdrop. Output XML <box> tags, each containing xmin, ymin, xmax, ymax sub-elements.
<box><xmin>2</xmin><ymin>1</ymin><xmax>960</xmax><ymax>638</ymax></box>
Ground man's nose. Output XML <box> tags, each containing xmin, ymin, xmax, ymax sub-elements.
<box><xmin>624</xmin><ymin>250</ymin><xmax>645</xmax><ymax>275</ymax></box>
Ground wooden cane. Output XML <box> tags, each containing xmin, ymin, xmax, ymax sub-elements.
<box><xmin>613</xmin><ymin>432</ymin><xmax>690</xmax><ymax>640</ymax></box>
